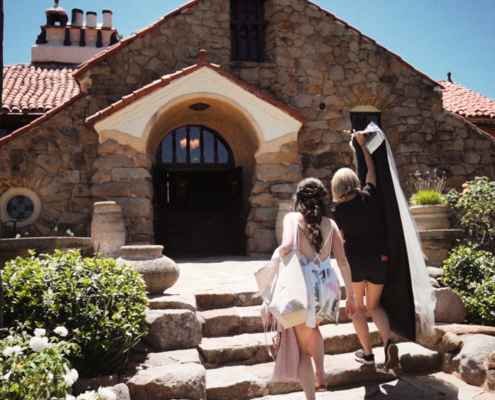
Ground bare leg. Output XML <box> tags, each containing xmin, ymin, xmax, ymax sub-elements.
<box><xmin>351</xmin><ymin>281</ymin><xmax>373</xmax><ymax>355</ymax></box>
<box><xmin>365</xmin><ymin>282</ymin><xmax>390</xmax><ymax>346</ymax></box>
<box><xmin>294</xmin><ymin>323</ymin><xmax>316</xmax><ymax>400</ymax></box>
<box><xmin>311</xmin><ymin>319</ymin><xmax>325</xmax><ymax>387</ymax></box>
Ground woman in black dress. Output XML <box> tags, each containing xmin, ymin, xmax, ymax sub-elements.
<box><xmin>331</xmin><ymin>131</ymin><xmax>399</xmax><ymax>369</ymax></box>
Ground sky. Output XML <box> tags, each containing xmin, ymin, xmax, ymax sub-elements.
<box><xmin>4</xmin><ymin>0</ymin><xmax>495</xmax><ymax>99</ymax></box>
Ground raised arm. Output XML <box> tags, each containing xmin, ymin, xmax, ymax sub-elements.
<box><xmin>355</xmin><ymin>131</ymin><xmax>376</xmax><ymax>187</ymax></box>
<box><xmin>331</xmin><ymin>221</ymin><xmax>357</xmax><ymax>318</ymax></box>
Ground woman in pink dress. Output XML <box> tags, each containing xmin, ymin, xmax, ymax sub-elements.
<box><xmin>278</xmin><ymin>177</ymin><xmax>357</xmax><ymax>400</ymax></box>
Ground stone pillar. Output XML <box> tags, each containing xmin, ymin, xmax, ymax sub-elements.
<box><xmin>91</xmin><ymin>201</ymin><xmax>126</xmax><ymax>258</ymax></box>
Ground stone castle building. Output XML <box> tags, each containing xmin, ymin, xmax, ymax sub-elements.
<box><xmin>1</xmin><ymin>0</ymin><xmax>494</xmax><ymax>256</ymax></box>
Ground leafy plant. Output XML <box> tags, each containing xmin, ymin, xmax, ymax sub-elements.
<box><xmin>440</xmin><ymin>244</ymin><xmax>495</xmax><ymax>326</ymax></box>
<box><xmin>446</xmin><ymin>176</ymin><xmax>495</xmax><ymax>252</ymax></box>
<box><xmin>2</xmin><ymin>250</ymin><xmax>148</xmax><ymax>378</ymax></box>
<box><xmin>409</xmin><ymin>189</ymin><xmax>445</xmax><ymax>206</ymax></box>
<box><xmin>0</xmin><ymin>326</ymin><xmax>82</xmax><ymax>400</ymax></box>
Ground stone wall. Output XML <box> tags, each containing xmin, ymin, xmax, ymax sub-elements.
<box><xmin>1</xmin><ymin>0</ymin><xmax>494</xmax><ymax>252</ymax></box>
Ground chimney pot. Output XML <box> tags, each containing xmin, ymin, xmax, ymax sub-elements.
<box><xmin>71</xmin><ymin>8</ymin><xmax>83</xmax><ymax>27</ymax></box>
<box><xmin>102</xmin><ymin>10</ymin><xmax>113</xmax><ymax>29</ymax></box>
<box><xmin>86</xmin><ymin>11</ymin><xmax>97</xmax><ymax>28</ymax></box>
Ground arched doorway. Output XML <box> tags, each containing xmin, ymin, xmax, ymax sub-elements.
<box><xmin>153</xmin><ymin>125</ymin><xmax>245</xmax><ymax>256</ymax></box>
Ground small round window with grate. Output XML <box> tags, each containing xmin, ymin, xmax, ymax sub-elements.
<box><xmin>7</xmin><ymin>195</ymin><xmax>35</xmax><ymax>221</ymax></box>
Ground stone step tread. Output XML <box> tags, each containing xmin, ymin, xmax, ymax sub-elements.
<box><xmin>205</xmin><ymin>342</ymin><xmax>440</xmax><ymax>399</ymax></box>
<box><xmin>199</xmin><ymin>301</ymin><xmax>366</xmax><ymax>338</ymax></box>
<box><xmin>199</xmin><ymin>322</ymin><xmax>388</xmax><ymax>367</ymax></box>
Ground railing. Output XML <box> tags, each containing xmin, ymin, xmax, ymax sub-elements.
<box><xmin>1</xmin><ymin>219</ymin><xmax>18</xmax><ymax>238</ymax></box>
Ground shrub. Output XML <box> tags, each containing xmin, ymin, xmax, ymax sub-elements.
<box><xmin>440</xmin><ymin>244</ymin><xmax>495</xmax><ymax>326</ymax></box>
<box><xmin>446</xmin><ymin>176</ymin><xmax>495</xmax><ymax>252</ymax></box>
<box><xmin>0</xmin><ymin>326</ymin><xmax>82</xmax><ymax>399</ymax></box>
<box><xmin>2</xmin><ymin>250</ymin><xmax>148</xmax><ymax>378</ymax></box>
<box><xmin>409</xmin><ymin>189</ymin><xmax>445</xmax><ymax>206</ymax></box>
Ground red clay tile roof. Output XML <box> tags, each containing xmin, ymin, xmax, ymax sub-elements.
<box><xmin>439</xmin><ymin>80</ymin><xmax>495</xmax><ymax>119</ymax></box>
<box><xmin>0</xmin><ymin>91</ymin><xmax>86</xmax><ymax>147</ymax></box>
<box><xmin>86</xmin><ymin>50</ymin><xmax>307</xmax><ymax>126</ymax></box>
<box><xmin>74</xmin><ymin>0</ymin><xmax>440</xmax><ymax>88</ymax></box>
<box><xmin>2</xmin><ymin>64</ymin><xmax>80</xmax><ymax>114</ymax></box>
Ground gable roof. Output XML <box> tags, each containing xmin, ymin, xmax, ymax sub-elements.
<box><xmin>2</xmin><ymin>64</ymin><xmax>80</xmax><ymax>114</ymax></box>
<box><xmin>439</xmin><ymin>80</ymin><xmax>495</xmax><ymax>119</ymax></box>
<box><xmin>74</xmin><ymin>0</ymin><xmax>440</xmax><ymax>88</ymax></box>
<box><xmin>85</xmin><ymin>50</ymin><xmax>306</xmax><ymax>126</ymax></box>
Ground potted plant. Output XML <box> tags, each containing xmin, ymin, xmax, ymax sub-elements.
<box><xmin>408</xmin><ymin>169</ymin><xmax>449</xmax><ymax>230</ymax></box>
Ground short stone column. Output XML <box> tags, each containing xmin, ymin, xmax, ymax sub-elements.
<box><xmin>91</xmin><ymin>201</ymin><xmax>126</xmax><ymax>258</ymax></box>
<box><xmin>117</xmin><ymin>245</ymin><xmax>179</xmax><ymax>295</ymax></box>
<box><xmin>419</xmin><ymin>229</ymin><xmax>464</xmax><ymax>267</ymax></box>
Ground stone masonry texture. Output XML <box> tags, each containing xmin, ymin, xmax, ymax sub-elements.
<box><xmin>1</xmin><ymin>0</ymin><xmax>494</xmax><ymax>252</ymax></box>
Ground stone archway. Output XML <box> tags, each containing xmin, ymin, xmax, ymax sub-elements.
<box><xmin>89</xmin><ymin>63</ymin><xmax>305</xmax><ymax>253</ymax></box>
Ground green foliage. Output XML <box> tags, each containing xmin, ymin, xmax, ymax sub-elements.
<box><xmin>446</xmin><ymin>176</ymin><xmax>495</xmax><ymax>252</ymax></box>
<box><xmin>409</xmin><ymin>189</ymin><xmax>445</xmax><ymax>206</ymax></box>
<box><xmin>440</xmin><ymin>244</ymin><xmax>495</xmax><ymax>326</ymax></box>
<box><xmin>0</xmin><ymin>327</ymin><xmax>81</xmax><ymax>400</ymax></box>
<box><xmin>2</xmin><ymin>250</ymin><xmax>149</xmax><ymax>378</ymax></box>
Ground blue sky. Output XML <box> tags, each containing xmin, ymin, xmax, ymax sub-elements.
<box><xmin>4</xmin><ymin>0</ymin><xmax>495</xmax><ymax>98</ymax></box>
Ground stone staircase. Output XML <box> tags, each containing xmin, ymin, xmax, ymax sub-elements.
<box><xmin>124</xmin><ymin>258</ymin><xmax>442</xmax><ymax>399</ymax></box>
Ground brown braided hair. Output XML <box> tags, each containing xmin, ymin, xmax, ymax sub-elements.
<box><xmin>294</xmin><ymin>178</ymin><xmax>328</xmax><ymax>253</ymax></box>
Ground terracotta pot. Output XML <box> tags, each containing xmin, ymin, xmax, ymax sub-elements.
<box><xmin>276</xmin><ymin>200</ymin><xmax>293</xmax><ymax>245</ymax></box>
<box><xmin>117</xmin><ymin>245</ymin><xmax>179</xmax><ymax>294</ymax></box>
<box><xmin>410</xmin><ymin>204</ymin><xmax>449</xmax><ymax>230</ymax></box>
<box><xmin>91</xmin><ymin>201</ymin><xmax>126</xmax><ymax>259</ymax></box>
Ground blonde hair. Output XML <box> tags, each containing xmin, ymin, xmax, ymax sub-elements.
<box><xmin>331</xmin><ymin>168</ymin><xmax>361</xmax><ymax>202</ymax></box>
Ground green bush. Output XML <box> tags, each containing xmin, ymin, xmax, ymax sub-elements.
<box><xmin>0</xmin><ymin>326</ymin><xmax>81</xmax><ymax>400</ymax></box>
<box><xmin>440</xmin><ymin>245</ymin><xmax>495</xmax><ymax>326</ymax></box>
<box><xmin>446</xmin><ymin>176</ymin><xmax>495</xmax><ymax>252</ymax></box>
<box><xmin>409</xmin><ymin>189</ymin><xmax>445</xmax><ymax>206</ymax></box>
<box><xmin>2</xmin><ymin>250</ymin><xmax>148</xmax><ymax>378</ymax></box>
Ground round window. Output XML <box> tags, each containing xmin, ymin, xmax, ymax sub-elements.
<box><xmin>0</xmin><ymin>188</ymin><xmax>42</xmax><ymax>228</ymax></box>
<box><xmin>7</xmin><ymin>195</ymin><xmax>35</xmax><ymax>220</ymax></box>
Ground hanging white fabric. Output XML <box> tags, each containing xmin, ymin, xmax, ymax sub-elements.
<box><xmin>358</xmin><ymin>122</ymin><xmax>437</xmax><ymax>337</ymax></box>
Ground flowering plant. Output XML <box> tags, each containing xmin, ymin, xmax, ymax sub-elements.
<box><xmin>408</xmin><ymin>169</ymin><xmax>447</xmax><ymax>206</ymax></box>
<box><xmin>0</xmin><ymin>326</ymin><xmax>81</xmax><ymax>399</ymax></box>
<box><xmin>2</xmin><ymin>250</ymin><xmax>148</xmax><ymax>378</ymax></box>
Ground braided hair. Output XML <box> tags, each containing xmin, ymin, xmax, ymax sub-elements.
<box><xmin>294</xmin><ymin>178</ymin><xmax>328</xmax><ymax>253</ymax></box>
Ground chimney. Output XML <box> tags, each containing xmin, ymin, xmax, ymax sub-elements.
<box><xmin>86</xmin><ymin>11</ymin><xmax>97</xmax><ymax>28</ymax></box>
<box><xmin>102</xmin><ymin>10</ymin><xmax>113</xmax><ymax>29</ymax></box>
<box><xmin>71</xmin><ymin>8</ymin><xmax>83</xmax><ymax>27</ymax></box>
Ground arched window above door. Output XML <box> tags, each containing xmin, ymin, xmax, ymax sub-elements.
<box><xmin>350</xmin><ymin>106</ymin><xmax>382</xmax><ymax>131</ymax></box>
<box><xmin>156</xmin><ymin>125</ymin><xmax>234</xmax><ymax>171</ymax></box>
<box><xmin>230</xmin><ymin>0</ymin><xmax>267</xmax><ymax>62</ymax></box>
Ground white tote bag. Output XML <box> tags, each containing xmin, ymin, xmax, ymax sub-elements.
<box><xmin>268</xmin><ymin>249</ymin><xmax>308</xmax><ymax>329</ymax></box>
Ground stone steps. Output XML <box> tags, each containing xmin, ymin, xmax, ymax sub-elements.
<box><xmin>198</xmin><ymin>300</ymin><xmax>367</xmax><ymax>338</ymax></box>
<box><xmin>188</xmin><ymin>284</ymin><xmax>348</xmax><ymax>312</ymax></box>
<box><xmin>199</xmin><ymin>322</ymin><xmax>385</xmax><ymax>368</ymax></box>
<box><xmin>205</xmin><ymin>342</ymin><xmax>440</xmax><ymax>399</ymax></box>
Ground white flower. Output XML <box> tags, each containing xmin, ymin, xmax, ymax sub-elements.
<box><xmin>48</xmin><ymin>373</ymin><xmax>54</xmax><ymax>380</ymax></box>
<box><xmin>63</xmin><ymin>365</ymin><xmax>79</xmax><ymax>386</ymax></box>
<box><xmin>76</xmin><ymin>391</ymin><xmax>98</xmax><ymax>400</ymax></box>
<box><xmin>98</xmin><ymin>387</ymin><xmax>116</xmax><ymax>400</ymax></box>
<box><xmin>67</xmin><ymin>229</ymin><xmax>75</xmax><ymax>237</ymax></box>
<box><xmin>34</xmin><ymin>328</ymin><xmax>46</xmax><ymax>337</ymax></box>
<box><xmin>29</xmin><ymin>336</ymin><xmax>50</xmax><ymax>352</ymax></box>
<box><xmin>54</xmin><ymin>226</ymin><xmax>59</xmax><ymax>232</ymax></box>
<box><xmin>2</xmin><ymin>371</ymin><xmax>11</xmax><ymax>381</ymax></box>
<box><xmin>66</xmin><ymin>395</ymin><xmax>76</xmax><ymax>400</ymax></box>
<box><xmin>3</xmin><ymin>345</ymin><xmax>23</xmax><ymax>357</ymax></box>
<box><xmin>15</xmin><ymin>234</ymin><xmax>21</xmax><ymax>239</ymax></box>
<box><xmin>54</xmin><ymin>326</ymin><xmax>69</xmax><ymax>337</ymax></box>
